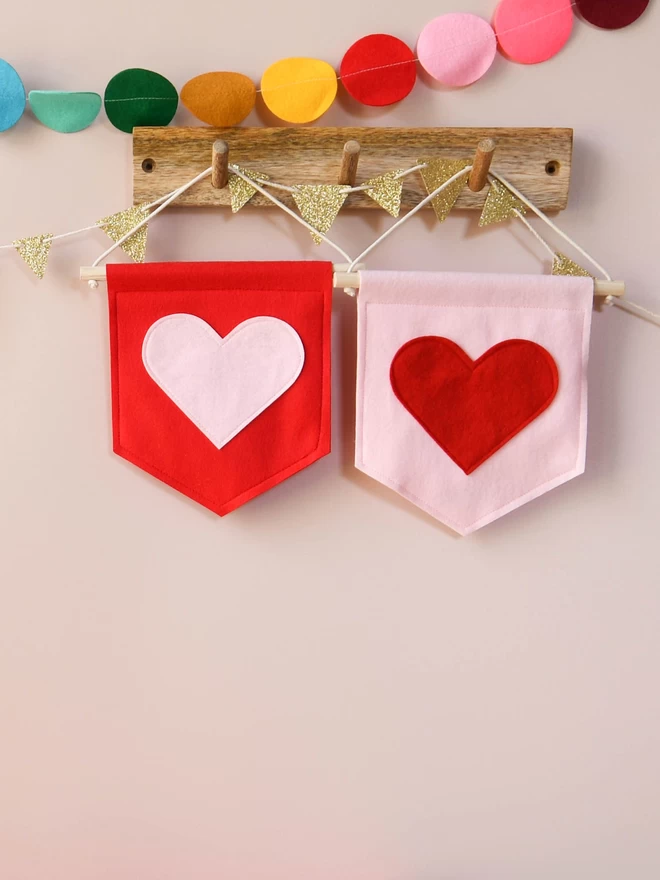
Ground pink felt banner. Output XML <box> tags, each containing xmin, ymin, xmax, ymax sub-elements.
<box><xmin>355</xmin><ymin>271</ymin><xmax>594</xmax><ymax>535</ymax></box>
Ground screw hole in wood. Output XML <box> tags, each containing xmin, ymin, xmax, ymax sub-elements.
<box><xmin>545</xmin><ymin>160</ymin><xmax>560</xmax><ymax>176</ymax></box>
<box><xmin>142</xmin><ymin>158</ymin><xmax>155</xmax><ymax>173</ymax></box>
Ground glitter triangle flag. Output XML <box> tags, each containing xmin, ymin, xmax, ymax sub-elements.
<box><xmin>364</xmin><ymin>171</ymin><xmax>404</xmax><ymax>218</ymax></box>
<box><xmin>98</xmin><ymin>205</ymin><xmax>150</xmax><ymax>263</ymax></box>
<box><xmin>13</xmin><ymin>233</ymin><xmax>53</xmax><ymax>279</ymax></box>
<box><xmin>292</xmin><ymin>185</ymin><xmax>349</xmax><ymax>244</ymax></box>
<box><xmin>552</xmin><ymin>252</ymin><xmax>592</xmax><ymax>278</ymax></box>
<box><xmin>418</xmin><ymin>158</ymin><xmax>470</xmax><ymax>223</ymax></box>
<box><xmin>479</xmin><ymin>180</ymin><xmax>527</xmax><ymax>227</ymax></box>
<box><xmin>228</xmin><ymin>166</ymin><xmax>270</xmax><ymax>213</ymax></box>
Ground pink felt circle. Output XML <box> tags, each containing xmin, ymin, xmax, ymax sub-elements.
<box><xmin>494</xmin><ymin>0</ymin><xmax>574</xmax><ymax>64</ymax></box>
<box><xmin>417</xmin><ymin>13</ymin><xmax>497</xmax><ymax>87</ymax></box>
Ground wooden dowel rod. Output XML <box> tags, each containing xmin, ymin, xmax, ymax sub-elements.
<box><xmin>468</xmin><ymin>138</ymin><xmax>496</xmax><ymax>192</ymax></box>
<box><xmin>338</xmin><ymin>140</ymin><xmax>360</xmax><ymax>186</ymax></box>
<box><xmin>79</xmin><ymin>266</ymin><xmax>626</xmax><ymax>298</ymax></box>
<box><xmin>211</xmin><ymin>140</ymin><xmax>229</xmax><ymax>189</ymax></box>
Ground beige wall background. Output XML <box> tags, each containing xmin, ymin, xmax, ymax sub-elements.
<box><xmin>2</xmin><ymin>2</ymin><xmax>660</xmax><ymax>878</ymax></box>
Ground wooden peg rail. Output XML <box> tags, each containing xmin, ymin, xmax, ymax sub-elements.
<box><xmin>133</xmin><ymin>126</ymin><xmax>574</xmax><ymax>212</ymax></box>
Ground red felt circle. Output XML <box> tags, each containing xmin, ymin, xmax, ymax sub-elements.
<box><xmin>340</xmin><ymin>34</ymin><xmax>417</xmax><ymax>106</ymax></box>
<box><xmin>575</xmin><ymin>0</ymin><xmax>650</xmax><ymax>29</ymax></box>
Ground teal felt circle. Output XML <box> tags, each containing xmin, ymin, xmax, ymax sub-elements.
<box><xmin>29</xmin><ymin>90</ymin><xmax>102</xmax><ymax>133</ymax></box>
<box><xmin>104</xmin><ymin>68</ymin><xmax>178</xmax><ymax>133</ymax></box>
<box><xmin>0</xmin><ymin>58</ymin><xmax>26</xmax><ymax>131</ymax></box>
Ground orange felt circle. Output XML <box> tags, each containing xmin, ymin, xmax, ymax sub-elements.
<box><xmin>181</xmin><ymin>72</ymin><xmax>256</xmax><ymax>126</ymax></box>
<box><xmin>261</xmin><ymin>57</ymin><xmax>337</xmax><ymax>123</ymax></box>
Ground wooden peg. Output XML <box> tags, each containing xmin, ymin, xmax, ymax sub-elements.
<box><xmin>211</xmin><ymin>139</ymin><xmax>229</xmax><ymax>189</ymax></box>
<box><xmin>339</xmin><ymin>140</ymin><xmax>360</xmax><ymax>186</ymax></box>
<box><xmin>468</xmin><ymin>138</ymin><xmax>496</xmax><ymax>192</ymax></box>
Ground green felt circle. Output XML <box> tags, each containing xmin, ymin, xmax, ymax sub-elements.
<box><xmin>104</xmin><ymin>68</ymin><xmax>178</xmax><ymax>133</ymax></box>
<box><xmin>29</xmin><ymin>91</ymin><xmax>102</xmax><ymax>133</ymax></box>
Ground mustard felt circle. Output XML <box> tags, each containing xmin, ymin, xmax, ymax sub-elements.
<box><xmin>260</xmin><ymin>57</ymin><xmax>337</xmax><ymax>123</ymax></box>
<box><xmin>181</xmin><ymin>72</ymin><xmax>256</xmax><ymax>126</ymax></box>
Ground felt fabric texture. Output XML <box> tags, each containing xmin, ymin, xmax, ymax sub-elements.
<box><xmin>0</xmin><ymin>58</ymin><xmax>26</xmax><ymax>132</ymax></box>
<box><xmin>143</xmin><ymin>314</ymin><xmax>305</xmax><ymax>450</ymax></box>
<box><xmin>180</xmin><ymin>72</ymin><xmax>256</xmax><ymax>126</ymax></box>
<box><xmin>493</xmin><ymin>0</ymin><xmax>574</xmax><ymax>64</ymax></box>
<box><xmin>417</xmin><ymin>14</ymin><xmax>497</xmax><ymax>86</ymax></box>
<box><xmin>108</xmin><ymin>261</ymin><xmax>332</xmax><ymax>516</ymax></box>
<box><xmin>575</xmin><ymin>0</ymin><xmax>650</xmax><ymax>29</ymax></box>
<box><xmin>28</xmin><ymin>90</ymin><xmax>101</xmax><ymax>133</ymax></box>
<box><xmin>355</xmin><ymin>271</ymin><xmax>593</xmax><ymax>535</ymax></box>
<box><xmin>260</xmin><ymin>58</ymin><xmax>337</xmax><ymax>123</ymax></box>
<box><xmin>104</xmin><ymin>68</ymin><xmax>178</xmax><ymax>133</ymax></box>
<box><xmin>340</xmin><ymin>35</ymin><xmax>416</xmax><ymax>106</ymax></box>
<box><xmin>390</xmin><ymin>337</ymin><xmax>558</xmax><ymax>475</ymax></box>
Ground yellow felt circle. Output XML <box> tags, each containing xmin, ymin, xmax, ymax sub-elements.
<box><xmin>260</xmin><ymin>57</ymin><xmax>337</xmax><ymax>123</ymax></box>
<box><xmin>181</xmin><ymin>72</ymin><xmax>256</xmax><ymax>126</ymax></box>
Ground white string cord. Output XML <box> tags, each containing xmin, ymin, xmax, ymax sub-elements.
<box><xmin>90</xmin><ymin>167</ymin><xmax>213</xmax><ymax>267</ymax></box>
<box><xmin>87</xmin><ymin>163</ymin><xmax>429</xmax><ymax>271</ymax></box>
<box><xmin>510</xmin><ymin>187</ymin><xmax>659</xmax><ymax>327</ymax></box>
<box><xmin>0</xmin><ymin>222</ymin><xmax>101</xmax><ymax>249</ymax></box>
<box><xmin>351</xmin><ymin>165</ymin><xmax>427</xmax><ymax>192</ymax></box>
<box><xmin>513</xmin><ymin>209</ymin><xmax>557</xmax><ymax>260</ymax></box>
<box><xmin>0</xmin><ymin>163</ymin><xmax>429</xmax><ymax>249</ymax></box>
<box><xmin>490</xmin><ymin>171</ymin><xmax>612</xmax><ymax>281</ymax></box>
<box><xmin>0</xmin><ymin>187</ymin><xmax>184</xmax><ymax>251</ymax></box>
<box><xmin>227</xmin><ymin>164</ymin><xmax>353</xmax><ymax>262</ymax></box>
<box><xmin>262</xmin><ymin>164</ymin><xmax>427</xmax><ymax>194</ymax></box>
<box><xmin>88</xmin><ymin>163</ymin><xmax>354</xmax><ymax>270</ymax></box>
<box><xmin>347</xmin><ymin>166</ymin><xmax>472</xmax><ymax>271</ymax></box>
<box><xmin>609</xmin><ymin>296</ymin><xmax>660</xmax><ymax>328</ymax></box>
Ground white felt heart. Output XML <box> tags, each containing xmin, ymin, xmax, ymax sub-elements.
<box><xmin>142</xmin><ymin>314</ymin><xmax>305</xmax><ymax>449</ymax></box>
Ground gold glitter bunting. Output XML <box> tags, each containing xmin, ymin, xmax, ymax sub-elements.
<box><xmin>418</xmin><ymin>158</ymin><xmax>470</xmax><ymax>223</ymax></box>
<box><xmin>552</xmin><ymin>252</ymin><xmax>593</xmax><ymax>278</ymax></box>
<box><xmin>479</xmin><ymin>180</ymin><xmax>527</xmax><ymax>227</ymax></box>
<box><xmin>363</xmin><ymin>170</ymin><xmax>405</xmax><ymax>218</ymax></box>
<box><xmin>229</xmin><ymin>166</ymin><xmax>270</xmax><ymax>213</ymax></box>
<box><xmin>292</xmin><ymin>184</ymin><xmax>349</xmax><ymax>244</ymax></box>
<box><xmin>13</xmin><ymin>233</ymin><xmax>53</xmax><ymax>279</ymax></box>
<box><xmin>98</xmin><ymin>205</ymin><xmax>150</xmax><ymax>263</ymax></box>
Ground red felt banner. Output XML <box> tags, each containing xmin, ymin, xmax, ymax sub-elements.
<box><xmin>107</xmin><ymin>261</ymin><xmax>333</xmax><ymax>515</ymax></box>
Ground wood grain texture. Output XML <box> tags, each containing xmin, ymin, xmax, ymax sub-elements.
<box><xmin>133</xmin><ymin>126</ymin><xmax>573</xmax><ymax>211</ymax></box>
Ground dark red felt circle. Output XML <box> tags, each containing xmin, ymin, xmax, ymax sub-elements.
<box><xmin>575</xmin><ymin>0</ymin><xmax>650</xmax><ymax>29</ymax></box>
<box><xmin>340</xmin><ymin>34</ymin><xmax>417</xmax><ymax>106</ymax></box>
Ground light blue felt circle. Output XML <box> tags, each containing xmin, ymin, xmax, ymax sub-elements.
<box><xmin>29</xmin><ymin>90</ymin><xmax>102</xmax><ymax>133</ymax></box>
<box><xmin>0</xmin><ymin>58</ymin><xmax>26</xmax><ymax>131</ymax></box>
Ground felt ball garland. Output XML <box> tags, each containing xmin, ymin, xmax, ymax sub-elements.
<box><xmin>0</xmin><ymin>0</ymin><xmax>652</xmax><ymax>133</ymax></box>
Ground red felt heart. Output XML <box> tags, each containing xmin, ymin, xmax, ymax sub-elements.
<box><xmin>390</xmin><ymin>337</ymin><xmax>559</xmax><ymax>475</ymax></box>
